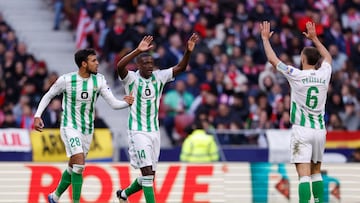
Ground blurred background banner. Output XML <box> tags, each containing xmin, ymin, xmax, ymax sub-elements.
<box><xmin>31</xmin><ymin>129</ymin><xmax>113</xmax><ymax>162</ymax></box>
<box><xmin>266</xmin><ymin>129</ymin><xmax>291</xmax><ymax>163</ymax></box>
<box><xmin>0</xmin><ymin>162</ymin><xmax>356</xmax><ymax>203</ymax></box>
<box><xmin>0</xmin><ymin>128</ymin><xmax>31</xmax><ymax>152</ymax></box>
<box><xmin>326</xmin><ymin>131</ymin><xmax>360</xmax><ymax>148</ymax></box>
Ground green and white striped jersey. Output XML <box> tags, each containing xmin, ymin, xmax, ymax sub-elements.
<box><xmin>35</xmin><ymin>72</ymin><xmax>129</xmax><ymax>135</ymax></box>
<box><xmin>121</xmin><ymin>69</ymin><xmax>173</xmax><ymax>132</ymax></box>
<box><xmin>277</xmin><ymin>61</ymin><xmax>332</xmax><ymax>129</ymax></box>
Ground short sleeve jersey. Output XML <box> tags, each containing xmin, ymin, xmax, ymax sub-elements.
<box><xmin>277</xmin><ymin>61</ymin><xmax>332</xmax><ymax>129</ymax></box>
<box><xmin>121</xmin><ymin>69</ymin><xmax>173</xmax><ymax>132</ymax></box>
<box><xmin>50</xmin><ymin>72</ymin><xmax>110</xmax><ymax>134</ymax></box>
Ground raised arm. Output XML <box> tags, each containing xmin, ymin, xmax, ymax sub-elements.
<box><xmin>303</xmin><ymin>22</ymin><xmax>332</xmax><ymax>64</ymax></box>
<box><xmin>117</xmin><ymin>36</ymin><xmax>154</xmax><ymax>79</ymax></box>
<box><xmin>260</xmin><ymin>21</ymin><xmax>281</xmax><ymax>68</ymax></box>
<box><xmin>172</xmin><ymin>33</ymin><xmax>199</xmax><ymax>77</ymax></box>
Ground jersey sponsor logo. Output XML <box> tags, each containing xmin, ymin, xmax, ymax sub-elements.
<box><xmin>81</xmin><ymin>92</ymin><xmax>89</xmax><ymax>99</ymax></box>
<box><xmin>144</xmin><ymin>88</ymin><xmax>151</xmax><ymax>96</ymax></box>
<box><xmin>78</xmin><ymin>91</ymin><xmax>91</xmax><ymax>101</ymax></box>
<box><xmin>142</xmin><ymin>88</ymin><xmax>155</xmax><ymax>99</ymax></box>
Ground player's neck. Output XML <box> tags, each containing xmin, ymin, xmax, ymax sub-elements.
<box><xmin>78</xmin><ymin>69</ymin><xmax>91</xmax><ymax>78</ymax></box>
<box><xmin>302</xmin><ymin>64</ymin><xmax>315</xmax><ymax>70</ymax></box>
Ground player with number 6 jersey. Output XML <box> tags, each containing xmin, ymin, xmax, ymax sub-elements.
<box><xmin>261</xmin><ymin>21</ymin><xmax>332</xmax><ymax>203</ymax></box>
<box><xmin>277</xmin><ymin>59</ymin><xmax>331</xmax><ymax>130</ymax></box>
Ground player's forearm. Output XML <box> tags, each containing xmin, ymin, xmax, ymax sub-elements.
<box><xmin>311</xmin><ymin>37</ymin><xmax>332</xmax><ymax>63</ymax></box>
<box><xmin>108</xmin><ymin>100</ymin><xmax>129</xmax><ymax>109</ymax></box>
<box><xmin>117</xmin><ymin>49</ymin><xmax>141</xmax><ymax>75</ymax></box>
<box><xmin>34</xmin><ymin>92</ymin><xmax>54</xmax><ymax>118</ymax></box>
<box><xmin>173</xmin><ymin>50</ymin><xmax>191</xmax><ymax>76</ymax></box>
<box><xmin>262</xmin><ymin>38</ymin><xmax>280</xmax><ymax>67</ymax></box>
<box><xmin>102</xmin><ymin>89</ymin><xmax>130</xmax><ymax>109</ymax></box>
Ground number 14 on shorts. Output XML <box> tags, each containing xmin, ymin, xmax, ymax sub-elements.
<box><xmin>137</xmin><ymin>150</ymin><xmax>146</xmax><ymax>159</ymax></box>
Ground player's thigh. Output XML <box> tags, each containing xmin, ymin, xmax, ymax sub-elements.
<box><xmin>128</xmin><ymin>131</ymin><xmax>154</xmax><ymax>169</ymax></box>
<box><xmin>60</xmin><ymin>127</ymin><xmax>90</xmax><ymax>157</ymax></box>
<box><xmin>311</xmin><ymin>129</ymin><xmax>326</xmax><ymax>163</ymax></box>
<box><xmin>151</xmin><ymin>131</ymin><xmax>161</xmax><ymax>171</ymax></box>
<box><xmin>290</xmin><ymin>125</ymin><xmax>312</xmax><ymax>163</ymax></box>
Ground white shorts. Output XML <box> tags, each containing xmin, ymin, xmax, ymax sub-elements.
<box><xmin>290</xmin><ymin>125</ymin><xmax>326</xmax><ymax>163</ymax></box>
<box><xmin>60</xmin><ymin>127</ymin><xmax>93</xmax><ymax>157</ymax></box>
<box><xmin>128</xmin><ymin>130</ymin><xmax>160</xmax><ymax>171</ymax></box>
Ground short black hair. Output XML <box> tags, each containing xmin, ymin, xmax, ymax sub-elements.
<box><xmin>136</xmin><ymin>53</ymin><xmax>152</xmax><ymax>64</ymax></box>
<box><xmin>74</xmin><ymin>48</ymin><xmax>96</xmax><ymax>68</ymax></box>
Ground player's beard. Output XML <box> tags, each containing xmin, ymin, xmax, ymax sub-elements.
<box><xmin>90</xmin><ymin>70</ymin><xmax>97</xmax><ymax>75</ymax></box>
<box><xmin>299</xmin><ymin>62</ymin><xmax>303</xmax><ymax>70</ymax></box>
<box><xmin>88</xmin><ymin>66</ymin><xmax>98</xmax><ymax>75</ymax></box>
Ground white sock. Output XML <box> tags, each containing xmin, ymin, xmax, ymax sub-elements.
<box><xmin>299</xmin><ymin>176</ymin><xmax>311</xmax><ymax>183</ymax></box>
<box><xmin>121</xmin><ymin>190</ymin><xmax>127</xmax><ymax>198</ymax></box>
<box><xmin>311</xmin><ymin>173</ymin><xmax>322</xmax><ymax>182</ymax></box>
<box><xmin>51</xmin><ymin>192</ymin><xmax>60</xmax><ymax>201</ymax></box>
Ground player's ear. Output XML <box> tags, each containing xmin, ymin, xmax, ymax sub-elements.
<box><xmin>81</xmin><ymin>60</ymin><xmax>87</xmax><ymax>68</ymax></box>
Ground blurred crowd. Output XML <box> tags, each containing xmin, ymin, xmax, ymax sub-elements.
<box><xmin>0</xmin><ymin>11</ymin><xmax>63</xmax><ymax>130</ymax></box>
<box><xmin>3</xmin><ymin>0</ymin><xmax>360</xmax><ymax>146</ymax></box>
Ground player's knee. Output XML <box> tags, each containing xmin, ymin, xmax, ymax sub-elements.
<box><xmin>72</xmin><ymin>164</ymin><xmax>85</xmax><ymax>174</ymax></box>
<box><xmin>141</xmin><ymin>175</ymin><xmax>154</xmax><ymax>187</ymax></box>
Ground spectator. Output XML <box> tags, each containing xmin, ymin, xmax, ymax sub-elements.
<box><xmin>324</xmin><ymin>21</ymin><xmax>346</xmax><ymax>53</ymax></box>
<box><xmin>53</xmin><ymin>0</ymin><xmax>64</xmax><ymax>30</ymax></box>
<box><xmin>184</xmin><ymin>71</ymin><xmax>200</xmax><ymax>98</ymax></box>
<box><xmin>180</xmin><ymin>119</ymin><xmax>219</xmax><ymax>162</ymax></box>
<box><xmin>94</xmin><ymin>109</ymin><xmax>109</xmax><ymax>128</ymax></box>
<box><xmin>223</xmin><ymin>62</ymin><xmax>248</xmax><ymax>93</ymax></box>
<box><xmin>350</xmin><ymin>42</ymin><xmax>360</xmax><ymax>71</ymax></box>
<box><xmin>347</xmin><ymin>147</ymin><xmax>360</xmax><ymax>162</ymax></box>
<box><xmin>277</xmin><ymin>111</ymin><xmax>292</xmax><ymax>129</ymax></box>
<box><xmin>42</xmin><ymin>97</ymin><xmax>62</xmax><ymax>128</ymax></box>
<box><xmin>188</xmin><ymin>82</ymin><xmax>211</xmax><ymax>115</ymax></box>
<box><xmin>17</xmin><ymin>103</ymin><xmax>34</xmax><ymax>130</ymax></box>
<box><xmin>194</xmin><ymin>84</ymin><xmax>218</xmax><ymax>124</ymax></box>
<box><xmin>213</xmin><ymin>103</ymin><xmax>232</xmax><ymax>129</ymax></box>
<box><xmin>328</xmin><ymin>44</ymin><xmax>348</xmax><ymax>73</ymax></box>
<box><xmin>327</xmin><ymin>113</ymin><xmax>346</xmax><ymax>131</ymax></box>
<box><xmin>230</xmin><ymin>92</ymin><xmax>249</xmax><ymax>123</ymax></box>
<box><xmin>341</xmin><ymin>6</ymin><xmax>360</xmax><ymax>33</ymax></box>
<box><xmin>0</xmin><ymin>110</ymin><xmax>18</xmax><ymax>128</ymax></box>
<box><xmin>163</xmin><ymin>80</ymin><xmax>194</xmax><ymax>145</ymax></box>
<box><xmin>339</xmin><ymin>99</ymin><xmax>360</xmax><ymax>130</ymax></box>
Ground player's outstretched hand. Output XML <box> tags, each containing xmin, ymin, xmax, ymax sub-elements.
<box><xmin>124</xmin><ymin>91</ymin><xmax>134</xmax><ymax>106</ymax></box>
<box><xmin>187</xmin><ymin>33</ymin><xmax>199</xmax><ymax>52</ymax></box>
<box><xmin>260</xmin><ymin>21</ymin><xmax>273</xmax><ymax>40</ymax></box>
<box><xmin>137</xmin><ymin>36</ymin><xmax>154</xmax><ymax>52</ymax></box>
<box><xmin>34</xmin><ymin>117</ymin><xmax>44</xmax><ymax>132</ymax></box>
<box><xmin>303</xmin><ymin>21</ymin><xmax>317</xmax><ymax>40</ymax></box>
